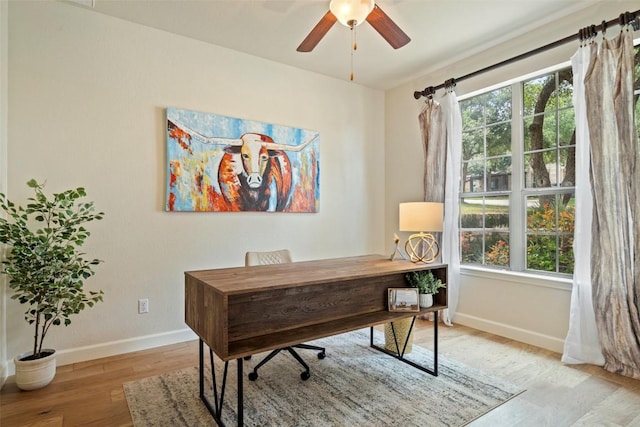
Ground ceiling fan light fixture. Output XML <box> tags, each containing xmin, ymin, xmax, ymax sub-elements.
<box><xmin>329</xmin><ymin>0</ymin><xmax>375</xmax><ymax>27</ymax></box>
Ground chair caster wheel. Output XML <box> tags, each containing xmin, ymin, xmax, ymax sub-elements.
<box><xmin>300</xmin><ymin>371</ymin><xmax>310</xmax><ymax>381</ymax></box>
<box><xmin>248</xmin><ymin>372</ymin><xmax>258</xmax><ymax>381</ymax></box>
<box><xmin>243</xmin><ymin>355</ymin><xmax>252</xmax><ymax>360</ymax></box>
<box><xmin>317</xmin><ymin>352</ymin><xmax>326</xmax><ymax>359</ymax></box>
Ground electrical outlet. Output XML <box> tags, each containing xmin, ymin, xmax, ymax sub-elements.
<box><xmin>138</xmin><ymin>298</ymin><xmax>149</xmax><ymax>314</ymax></box>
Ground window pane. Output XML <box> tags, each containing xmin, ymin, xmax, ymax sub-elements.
<box><xmin>462</xmin><ymin>129</ymin><xmax>483</xmax><ymax>161</ymax></box>
<box><xmin>558</xmin><ymin>109</ymin><xmax>575</xmax><ymax>146</ymax></box>
<box><xmin>459</xmin><ymin>195</ymin><xmax>509</xmax><ymax>268</ymax></box>
<box><xmin>524</xmin><ymin>151</ymin><xmax>556</xmax><ymax>188</ymax></box>
<box><xmin>485</xmin><ymin>87</ymin><xmax>512</xmax><ymax>124</ymax></box>
<box><xmin>527</xmin><ymin>196</ymin><xmax>556</xmax><ymax>232</ymax></box>
<box><xmin>558</xmin><ymin>147</ymin><xmax>574</xmax><ymax>187</ymax></box>
<box><xmin>485</xmin><ymin>232</ymin><xmax>510</xmax><ymax>267</ymax></box>
<box><xmin>523</xmin><ymin>117</ymin><xmax>532</xmax><ymax>152</ymax></box>
<box><xmin>459</xmin><ymin>196</ymin><xmax>509</xmax><ymax>229</ymax></box>
<box><xmin>527</xmin><ymin>234</ymin><xmax>557</xmax><ymax>272</ymax></box>
<box><xmin>484</xmin><ymin>196</ymin><xmax>509</xmax><ymax>228</ymax></box>
<box><xmin>524</xmin><ymin>113</ymin><xmax>557</xmax><ymax>151</ymax></box>
<box><xmin>463</xmin><ymin>160</ymin><xmax>484</xmax><ymax>193</ymax></box>
<box><xmin>523</xmin><ymin>75</ymin><xmax>553</xmax><ymax>116</ymax></box>
<box><xmin>526</xmin><ymin>193</ymin><xmax>575</xmax><ymax>274</ymax></box>
<box><xmin>487</xmin><ymin>157</ymin><xmax>511</xmax><ymax>191</ymax></box>
<box><xmin>542</xmin><ymin>113</ymin><xmax>558</xmax><ymax>149</ymax></box>
<box><xmin>557</xmin><ymin>78</ymin><xmax>573</xmax><ymax>108</ymax></box>
<box><xmin>460</xmin><ymin>196</ymin><xmax>483</xmax><ymax>228</ymax></box>
<box><xmin>559</xmin><ymin>234</ymin><xmax>574</xmax><ymax>274</ymax></box>
<box><xmin>461</xmin><ymin>98</ymin><xmax>485</xmax><ymax>131</ymax></box>
<box><xmin>461</xmin><ymin>231</ymin><xmax>483</xmax><ymax>264</ymax></box>
<box><xmin>487</xmin><ymin>122</ymin><xmax>511</xmax><ymax>156</ymax></box>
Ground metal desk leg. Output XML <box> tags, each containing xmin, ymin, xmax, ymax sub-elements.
<box><xmin>434</xmin><ymin>311</ymin><xmax>438</xmax><ymax>376</ymax></box>
<box><xmin>237</xmin><ymin>359</ymin><xmax>243</xmax><ymax>426</ymax></box>
<box><xmin>370</xmin><ymin>314</ymin><xmax>439</xmax><ymax>377</ymax></box>
<box><xmin>199</xmin><ymin>339</ymin><xmax>244</xmax><ymax>427</ymax></box>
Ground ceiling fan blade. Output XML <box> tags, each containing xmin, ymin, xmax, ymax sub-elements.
<box><xmin>366</xmin><ymin>4</ymin><xmax>411</xmax><ymax>49</ymax></box>
<box><xmin>297</xmin><ymin>10</ymin><xmax>338</xmax><ymax>52</ymax></box>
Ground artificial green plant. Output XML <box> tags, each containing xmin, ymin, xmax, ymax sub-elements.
<box><xmin>0</xmin><ymin>179</ymin><xmax>104</xmax><ymax>360</ymax></box>
<box><xmin>405</xmin><ymin>270</ymin><xmax>446</xmax><ymax>294</ymax></box>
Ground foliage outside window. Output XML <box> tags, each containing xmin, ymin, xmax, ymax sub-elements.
<box><xmin>459</xmin><ymin>46</ymin><xmax>640</xmax><ymax>276</ymax></box>
<box><xmin>460</xmin><ymin>87</ymin><xmax>512</xmax><ymax>269</ymax></box>
<box><xmin>460</xmin><ymin>67</ymin><xmax>577</xmax><ymax>275</ymax></box>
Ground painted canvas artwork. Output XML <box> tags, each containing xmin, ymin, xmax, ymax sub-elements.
<box><xmin>166</xmin><ymin>107</ymin><xmax>320</xmax><ymax>212</ymax></box>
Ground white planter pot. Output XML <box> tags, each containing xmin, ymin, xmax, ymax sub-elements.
<box><xmin>419</xmin><ymin>293</ymin><xmax>433</xmax><ymax>308</ymax></box>
<box><xmin>14</xmin><ymin>349</ymin><xmax>56</xmax><ymax>391</ymax></box>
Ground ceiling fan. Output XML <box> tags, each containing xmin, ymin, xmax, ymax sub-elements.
<box><xmin>297</xmin><ymin>0</ymin><xmax>411</xmax><ymax>52</ymax></box>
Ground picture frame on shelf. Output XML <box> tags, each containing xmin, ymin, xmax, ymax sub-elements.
<box><xmin>387</xmin><ymin>288</ymin><xmax>419</xmax><ymax>312</ymax></box>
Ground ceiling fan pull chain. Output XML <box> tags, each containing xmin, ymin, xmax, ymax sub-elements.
<box><xmin>350</xmin><ymin>23</ymin><xmax>357</xmax><ymax>81</ymax></box>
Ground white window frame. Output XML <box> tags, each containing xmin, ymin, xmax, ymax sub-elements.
<box><xmin>458</xmin><ymin>61</ymin><xmax>573</xmax><ymax>278</ymax></box>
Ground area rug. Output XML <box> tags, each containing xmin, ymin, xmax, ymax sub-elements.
<box><xmin>124</xmin><ymin>329</ymin><xmax>524</xmax><ymax>426</ymax></box>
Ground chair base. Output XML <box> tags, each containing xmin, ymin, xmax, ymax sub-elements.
<box><xmin>248</xmin><ymin>344</ymin><xmax>326</xmax><ymax>381</ymax></box>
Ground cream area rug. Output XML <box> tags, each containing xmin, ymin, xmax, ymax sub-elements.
<box><xmin>124</xmin><ymin>329</ymin><xmax>524</xmax><ymax>426</ymax></box>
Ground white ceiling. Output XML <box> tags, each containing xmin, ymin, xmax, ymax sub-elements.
<box><xmin>68</xmin><ymin>0</ymin><xmax>600</xmax><ymax>90</ymax></box>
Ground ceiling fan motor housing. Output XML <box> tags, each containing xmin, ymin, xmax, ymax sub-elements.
<box><xmin>329</xmin><ymin>0</ymin><xmax>375</xmax><ymax>27</ymax></box>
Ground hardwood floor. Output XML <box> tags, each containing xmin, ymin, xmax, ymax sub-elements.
<box><xmin>2</xmin><ymin>320</ymin><xmax>640</xmax><ymax>426</ymax></box>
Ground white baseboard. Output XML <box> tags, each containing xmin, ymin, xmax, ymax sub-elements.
<box><xmin>454</xmin><ymin>312</ymin><xmax>565</xmax><ymax>354</ymax></box>
<box><xmin>4</xmin><ymin>328</ymin><xmax>198</xmax><ymax>377</ymax></box>
<box><xmin>3</xmin><ymin>317</ymin><xmax>565</xmax><ymax>378</ymax></box>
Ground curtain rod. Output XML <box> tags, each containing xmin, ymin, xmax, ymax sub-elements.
<box><xmin>413</xmin><ymin>9</ymin><xmax>640</xmax><ymax>99</ymax></box>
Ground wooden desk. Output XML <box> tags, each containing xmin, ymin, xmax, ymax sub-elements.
<box><xmin>185</xmin><ymin>254</ymin><xmax>447</xmax><ymax>426</ymax></box>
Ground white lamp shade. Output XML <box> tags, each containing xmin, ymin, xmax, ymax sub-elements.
<box><xmin>399</xmin><ymin>202</ymin><xmax>444</xmax><ymax>232</ymax></box>
<box><xmin>329</xmin><ymin>0</ymin><xmax>375</xmax><ymax>27</ymax></box>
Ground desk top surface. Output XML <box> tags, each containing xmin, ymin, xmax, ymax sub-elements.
<box><xmin>185</xmin><ymin>254</ymin><xmax>446</xmax><ymax>295</ymax></box>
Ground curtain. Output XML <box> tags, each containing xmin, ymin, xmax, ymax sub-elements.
<box><xmin>562</xmin><ymin>39</ymin><xmax>605</xmax><ymax>365</ymax></box>
<box><xmin>419</xmin><ymin>99</ymin><xmax>446</xmax><ymax>203</ymax></box>
<box><xmin>441</xmin><ymin>89</ymin><xmax>462</xmax><ymax>325</ymax></box>
<box><xmin>586</xmin><ymin>29</ymin><xmax>640</xmax><ymax>379</ymax></box>
<box><xmin>418</xmin><ymin>89</ymin><xmax>461</xmax><ymax>325</ymax></box>
<box><xmin>566</xmin><ymin>30</ymin><xmax>640</xmax><ymax>379</ymax></box>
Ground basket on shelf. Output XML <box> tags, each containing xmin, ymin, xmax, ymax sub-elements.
<box><xmin>384</xmin><ymin>317</ymin><xmax>413</xmax><ymax>354</ymax></box>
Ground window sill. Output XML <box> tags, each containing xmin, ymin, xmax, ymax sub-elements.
<box><xmin>460</xmin><ymin>265</ymin><xmax>572</xmax><ymax>291</ymax></box>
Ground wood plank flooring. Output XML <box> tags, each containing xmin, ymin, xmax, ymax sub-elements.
<box><xmin>2</xmin><ymin>320</ymin><xmax>639</xmax><ymax>426</ymax></box>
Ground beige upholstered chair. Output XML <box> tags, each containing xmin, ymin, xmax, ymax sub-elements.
<box><xmin>245</xmin><ymin>249</ymin><xmax>326</xmax><ymax>381</ymax></box>
<box><xmin>245</xmin><ymin>248</ymin><xmax>292</xmax><ymax>266</ymax></box>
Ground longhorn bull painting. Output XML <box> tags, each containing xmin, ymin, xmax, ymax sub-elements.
<box><xmin>166</xmin><ymin>107</ymin><xmax>319</xmax><ymax>212</ymax></box>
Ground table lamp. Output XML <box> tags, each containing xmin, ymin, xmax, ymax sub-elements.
<box><xmin>399</xmin><ymin>202</ymin><xmax>444</xmax><ymax>263</ymax></box>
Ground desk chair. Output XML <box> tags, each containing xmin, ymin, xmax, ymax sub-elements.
<box><xmin>245</xmin><ymin>249</ymin><xmax>326</xmax><ymax>381</ymax></box>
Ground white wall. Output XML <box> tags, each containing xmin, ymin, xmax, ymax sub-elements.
<box><xmin>4</xmin><ymin>1</ymin><xmax>385</xmax><ymax>371</ymax></box>
<box><xmin>385</xmin><ymin>0</ymin><xmax>639</xmax><ymax>353</ymax></box>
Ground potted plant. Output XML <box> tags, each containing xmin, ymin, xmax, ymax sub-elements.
<box><xmin>405</xmin><ymin>270</ymin><xmax>446</xmax><ymax>308</ymax></box>
<box><xmin>0</xmin><ymin>179</ymin><xmax>104</xmax><ymax>390</ymax></box>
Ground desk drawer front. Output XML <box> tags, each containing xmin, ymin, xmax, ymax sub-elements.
<box><xmin>227</xmin><ymin>274</ymin><xmax>404</xmax><ymax>341</ymax></box>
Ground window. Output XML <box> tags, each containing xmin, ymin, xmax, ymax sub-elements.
<box><xmin>460</xmin><ymin>68</ymin><xmax>576</xmax><ymax>275</ymax></box>
<box><xmin>460</xmin><ymin>44</ymin><xmax>640</xmax><ymax>277</ymax></box>
<box><xmin>460</xmin><ymin>87</ymin><xmax>512</xmax><ymax>269</ymax></box>
<box><xmin>523</xmin><ymin>70</ymin><xmax>576</xmax><ymax>275</ymax></box>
